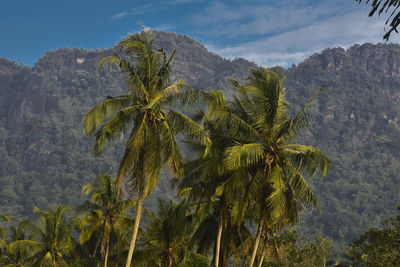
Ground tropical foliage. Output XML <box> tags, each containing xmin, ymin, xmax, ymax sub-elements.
<box><xmin>83</xmin><ymin>31</ymin><xmax>210</xmax><ymax>266</ymax></box>
<box><xmin>1</xmin><ymin>35</ymin><xmax>400</xmax><ymax>253</ymax></box>
<box><xmin>345</xmin><ymin>206</ymin><xmax>400</xmax><ymax>266</ymax></box>
<box><xmin>1</xmin><ymin>31</ymin><xmax>399</xmax><ymax>267</ymax></box>
<box><xmin>77</xmin><ymin>173</ymin><xmax>134</xmax><ymax>266</ymax></box>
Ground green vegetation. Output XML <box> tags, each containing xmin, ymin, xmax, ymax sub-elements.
<box><xmin>1</xmin><ymin>30</ymin><xmax>400</xmax><ymax>265</ymax></box>
<box><xmin>77</xmin><ymin>174</ymin><xmax>134</xmax><ymax>266</ymax></box>
<box><xmin>0</xmin><ymin>32</ymin><xmax>331</xmax><ymax>266</ymax></box>
<box><xmin>1</xmin><ymin>175</ymin><xmax>397</xmax><ymax>266</ymax></box>
<box><xmin>175</xmin><ymin>68</ymin><xmax>329</xmax><ymax>267</ymax></box>
<box><xmin>83</xmin><ymin>32</ymin><xmax>209</xmax><ymax>266</ymax></box>
<box><xmin>344</xmin><ymin>206</ymin><xmax>400</xmax><ymax>266</ymax></box>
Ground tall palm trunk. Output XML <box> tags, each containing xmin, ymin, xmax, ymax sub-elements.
<box><xmin>257</xmin><ymin>232</ymin><xmax>269</xmax><ymax>267</ymax></box>
<box><xmin>241</xmin><ymin>258</ymin><xmax>247</xmax><ymax>267</ymax></box>
<box><xmin>125</xmin><ymin>194</ymin><xmax>144</xmax><ymax>267</ymax></box>
<box><xmin>272</xmin><ymin>237</ymin><xmax>280</xmax><ymax>262</ymax></box>
<box><xmin>168</xmin><ymin>249</ymin><xmax>173</xmax><ymax>267</ymax></box>
<box><xmin>249</xmin><ymin>218</ymin><xmax>263</xmax><ymax>267</ymax></box>
<box><xmin>215</xmin><ymin>212</ymin><xmax>224</xmax><ymax>267</ymax></box>
<box><xmin>104</xmin><ymin>235</ymin><xmax>110</xmax><ymax>267</ymax></box>
<box><xmin>224</xmin><ymin>250</ymin><xmax>231</xmax><ymax>267</ymax></box>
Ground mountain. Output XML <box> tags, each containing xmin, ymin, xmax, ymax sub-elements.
<box><xmin>0</xmin><ymin>31</ymin><xmax>399</xmax><ymax>250</ymax></box>
<box><xmin>0</xmin><ymin>31</ymin><xmax>255</xmax><ymax>220</ymax></box>
<box><xmin>284</xmin><ymin>43</ymin><xmax>400</xmax><ymax>247</ymax></box>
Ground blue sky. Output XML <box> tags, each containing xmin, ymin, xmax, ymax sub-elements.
<box><xmin>1</xmin><ymin>0</ymin><xmax>399</xmax><ymax>67</ymax></box>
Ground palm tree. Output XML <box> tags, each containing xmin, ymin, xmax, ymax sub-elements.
<box><xmin>206</xmin><ymin>68</ymin><xmax>329</xmax><ymax>267</ymax></box>
<box><xmin>1</xmin><ymin>220</ymin><xmax>37</xmax><ymax>267</ymax></box>
<box><xmin>10</xmin><ymin>205</ymin><xmax>79</xmax><ymax>267</ymax></box>
<box><xmin>0</xmin><ymin>214</ymin><xmax>10</xmax><ymax>250</ymax></box>
<box><xmin>77</xmin><ymin>174</ymin><xmax>134</xmax><ymax>267</ymax></box>
<box><xmin>0</xmin><ymin>214</ymin><xmax>10</xmax><ymax>263</ymax></box>
<box><xmin>176</xmin><ymin>89</ymin><xmax>255</xmax><ymax>267</ymax></box>
<box><xmin>138</xmin><ymin>199</ymin><xmax>196</xmax><ymax>267</ymax></box>
<box><xmin>83</xmin><ymin>31</ymin><xmax>210</xmax><ymax>267</ymax></box>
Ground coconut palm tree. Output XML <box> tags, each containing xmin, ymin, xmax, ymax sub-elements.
<box><xmin>77</xmin><ymin>174</ymin><xmax>134</xmax><ymax>267</ymax></box>
<box><xmin>83</xmin><ymin>31</ymin><xmax>210</xmax><ymax>267</ymax></box>
<box><xmin>9</xmin><ymin>205</ymin><xmax>79</xmax><ymax>267</ymax></box>
<box><xmin>1</xmin><ymin>219</ymin><xmax>37</xmax><ymax>267</ymax></box>
<box><xmin>0</xmin><ymin>214</ymin><xmax>10</xmax><ymax>263</ymax></box>
<box><xmin>205</xmin><ymin>68</ymin><xmax>329</xmax><ymax>267</ymax></box>
<box><xmin>176</xmin><ymin>89</ymin><xmax>255</xmax><ymax>267</ymax></box>
<box><xmin>137</xmin><ymin>199</ymin><xmax>196</xmax><ymax>267</ymax></box>
<box><xmin>0</xmin><ymin>214</ymin><xmax>10</xmax><ymax>251</ymax></box>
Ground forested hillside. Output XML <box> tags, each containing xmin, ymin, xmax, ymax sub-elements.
<box><xmin>0</xmin><ymin>31</ymin><xmax>255</xmax><ymax>221</ymax></box>
<box><xmin>0</xmin><ymin>31</ymin><xmax>399</xmax><ymax>250</ymax></box>
<box><xmin>284</xmin><ymin>44</ymin><xmax>400</xmax><ymax>247</ymax></box>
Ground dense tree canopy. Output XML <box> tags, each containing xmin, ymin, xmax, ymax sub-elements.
<box><xmin>345</xmin><ymin>206</ymin><xmax>400</xmax><ymax>266</ymax></box>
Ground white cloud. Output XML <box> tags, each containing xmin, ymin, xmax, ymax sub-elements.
<box><xmin>191</xmin><ymin>0</ymin><xmax>347</xmax><ymax>37</ymax></box>
<box><xmin>131</xmin><ymin>4</ymin><xmax>157</xmax><ymax>16</ymax></box>
<box><xmin>110</xmin><ymin>4</ymin><xmax>158</xmax><ymax>21</ymax></box>
<box><xmin>169</xmin><ymin>0</ymin><xmax>205</xmax><ymax>4</ymax></box>
<box><xmin>152</xmin><ymin>24</ymin><xmax>175</xmax><ymax>31</ymax></box>
<box><xmin>142</xmin><ymin>25</ymin><xmax>151</xmax><ymax>32</ymax></box>
<box><xmin>111</xmin><ymin>12</ymin><xmax>128</xmax><ymax>20</ymax></box>
<box><xmin>201</xmin><ymin>2</ymin><xmax>400</xmax><ymax>67</ymax></box>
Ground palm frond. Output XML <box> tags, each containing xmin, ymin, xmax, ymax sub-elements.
<box><xmin>92</xmin><ymin>105</ymin><xmax>139</xmax><ymax>155</ymax></box>
<box><xmin>285</xmin><ymin>87</ymin><xmax>327</xmax><ymax>140</ymax></box>
<box><xmin>224</xmin><ymin>143</ymin><xmax>264</xmax><ymax>171</ymax></box>
<box><xmin>283</xmin><ymin>161</ymin><xmax>318</xmax><ymax>207</ymax></box>
<box><xmin>83</xmin><ymin>95</ymin><xmax>133</xmax><ymax>136</ymax></box>
<box><xmin>167</xmin><ymin>110</ymin><xmax>211</xmax><ymax>156</ymax></box>
<box><xmin>98</xmin><ymin>54</ymin><xmax>121</xmax><ymax>73</ymax></box>
<box><xmin>159</xmin><ymin>120</ymin><xmax>183</xmax><ymax>175</ymax></box>
<box><xmin>8</xmin><ymin>240</ymin><xmax>45</xmax><ymax>255</ymax></box>
<box><xmin>282</xmin><ymin>144</ymin><xmax>330</xmax><ymax>179</ymax></box>
<box><xmin>0</xmin><ymin>214</ymin><xmax>10</xmax><ymax>222</ymax></box>
<box><xmin>267</xmin><ymin>165</ymin><xmax>287</xmax><ymax>220</ymax></box>
<box><xmin>116</xmin><ymin>115</ymin><xmax>148</xmax><ymax>189</ymax></box>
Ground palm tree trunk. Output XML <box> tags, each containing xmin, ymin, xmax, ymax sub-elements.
<box><xmin>249</xmin><ymin>220</ymin><xmax>263</xmax><ymax>267</ymax></box>
<box><xmin>104</xmin><ymin>236</ymin><xmax>110</xmax><ymax>267</ymax></box>
<box><xmin>257</xmin><ymin>232</ymin><xmax>269</xmax><ymax>267</ymax></box>
<box><xmin>168</xmin><ymin>250</ymin><xmax>173</xmax><ymax>267</ymax></box>
<box><xmin>215</xmin><ymin>212</ymin><xmax>224</xmax><ymax>267</ymax></box>
<box><xmin>125</xmin><ymin>194</ymin><xmax>144</xmax><ymax>267</ymax></box>
<box><xmin>93</xmin><ymin>235</ymin><xmax>102</xmax><ymax>258</ymax></box>
<box><xmin>224</xmin><ymin>250</ymin><xmax>231</xmax><ymax>267</ymax></box>
<box><xmin>272</xmin><ymin>237</ymin><xmax>280</xmax><ymax>262</ymax></box>
<box><xmin>257</xmin><ymin>247</ymin><xmax>266</xmax><ymax>267</ymax></box>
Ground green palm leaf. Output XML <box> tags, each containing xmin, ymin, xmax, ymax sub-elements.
<box><xmin>224</xmin><ymin>143</ymin><xmax>264</xmax><ymax>171</ymax></box>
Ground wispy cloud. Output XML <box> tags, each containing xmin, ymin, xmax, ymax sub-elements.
<box><xmin>131</xmin><ymin>3</ymin><xmax>157</xmax><ymax>16</ymax></box>
<box><xmin>191</xmin><ymin>0</ymin><xmax>351</xmax><ymax>38</ymax></box>
<box><xmin>110</xmin><ymin>3</ymin><xmax>158</xmax><ymax>21</ymax></box>
<box><xmin>187</xmin><ymin>0</ymin><xmax>400</xmax><ymax>67</ymax></box>
<box><xmin>110</xmin><ymin>12</ymin><xmax>128</xmax><ymax>21</ymax></box>
<box><xmin>109</xmin><ymin>0</ymin><xmax>400</xmax><ymax>67</ymax></box>
<box><xmin>169</xmin><ymin>0</ymin><xmax>204</xmax><ymax>4</ymax></box>
<box><xmin>205</xmin><ymin>8</ymin><xmax>400</xmax><ymax>67</ymax></box>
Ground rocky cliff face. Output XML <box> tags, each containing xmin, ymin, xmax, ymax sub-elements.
<box><xmin>0</xmin><ymin>32</ymin><xmax>399</xmax><ymax>249</ymax></box>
